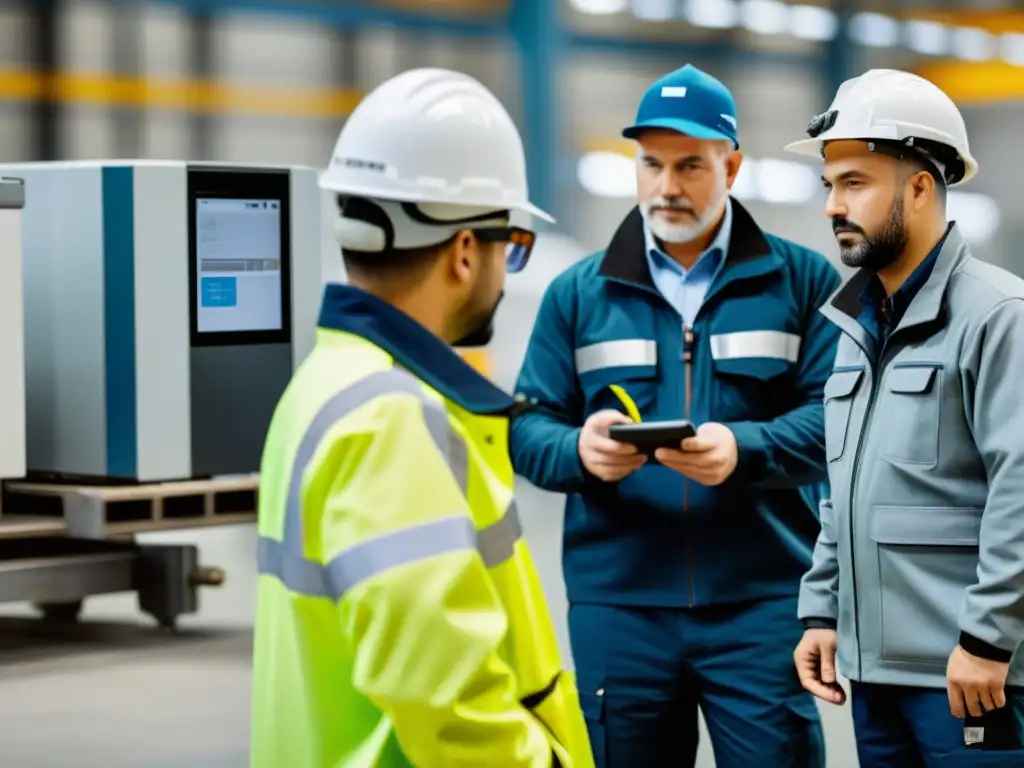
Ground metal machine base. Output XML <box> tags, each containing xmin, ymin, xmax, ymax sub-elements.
<box><xmin>0</xmin><ymin>538</ymin><xmax>224</xmax><ymax>632</ymax></box>
<box><xmin>0</xmin><ymin>475</ymin><xmax>249</xmax><ymax>631</ymax></box>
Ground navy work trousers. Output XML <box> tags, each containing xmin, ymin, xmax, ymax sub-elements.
<box><xmin>852</xmin><ymin>681</ymin><xmax>1024</xmax><ymax>767</ymax></box>
<box><xmin>568</xmin><ymin>595</ymin><xmax>823</xmax><ymax>768</ymax></box>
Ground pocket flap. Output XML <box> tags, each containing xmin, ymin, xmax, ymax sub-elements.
<box><xmin>887</xmin><ymin>364</ymin><xmax>940</xmax><ymax>394</ymax></box>
<box><xmin>870</xmin><ymin>506</ymin><xmax>982</xmax><ymax>546</ymax></box>
<box><xmin>824</xmin><ymin>368</ymin><xmax>863</xmax><ymax>400</ymax></box>
<box><xmin>712</xmin><ymin>355</ymin><xmax>791</xmax><ymax>381</ymax></box>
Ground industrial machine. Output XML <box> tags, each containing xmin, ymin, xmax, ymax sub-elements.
<box><xmin>0</xmin><ymin>178</ymin><xmax>25</xmax><ymax>491</ymax></box>
<box><xmin>0</xmin><ymin>160</ymin><xmax>327</xmax><ymax>483</ymax></box>
<box><xmin>0</xmin><ymin>162</ymin><xmax>333</xmax><ymax>632</ymax></box>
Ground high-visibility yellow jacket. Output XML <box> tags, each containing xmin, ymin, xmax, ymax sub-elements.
<box><xmin>250</xmin><ymin>284</ymin><xmax>594</xmax><ymax>768</ymax></box>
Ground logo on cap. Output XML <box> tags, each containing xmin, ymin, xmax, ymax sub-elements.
<box><xmin>661</xmin><ymin>86</ymin><xmax>688</xmax><ymax>99</ymax></box>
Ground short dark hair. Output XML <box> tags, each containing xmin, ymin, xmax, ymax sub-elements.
<box><xmin>342</xmin><ymin>234</ymin><xmax>456</xmax><ymax>283</ymax></box>
<box><xmin>899</xmin><ymin>151</ymin><xmax>948</xmax><ymax>205</ymax></box>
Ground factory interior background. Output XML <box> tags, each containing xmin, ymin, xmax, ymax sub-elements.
<box><xmin>0</xmin><ymin>0</ymin><xmax>1021</xmax><ymax>766</ymax></box>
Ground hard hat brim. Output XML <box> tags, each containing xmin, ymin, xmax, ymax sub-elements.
<box><xmin>623</xmin><ymin>117</ymin><xmax>738</xmax><ymax>147</ymax></box>
<box><xmin>784</xmin><ymin>135</ymin><xmax>980</xmax><ymax>186</ymax></box>
<box><xmin>783</xmin><ymin>137</ymin><xmax>824</xmax><ymax>157</ymax></box>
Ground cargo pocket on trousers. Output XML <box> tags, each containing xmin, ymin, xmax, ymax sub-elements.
<box><xmin>578</xmin><ymin>689</ymin><xmax>606</xmax><ymax>766</ymax></box>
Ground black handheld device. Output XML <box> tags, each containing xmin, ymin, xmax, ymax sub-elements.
<box><xmin>964</xmin><ymin>705</ymin><xmax>1024</xmax><ymax>750</ymax></box>
<box><xmin>608</xmin><ymin>420</ymin><xmax>697</xmax><ymax>454</ymax></box>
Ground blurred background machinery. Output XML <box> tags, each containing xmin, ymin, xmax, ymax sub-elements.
<box><xmin>0</xmin><ymin>0</ymin><xmax>1015</xmax><ymax>266</ymax></box>
<box><xmin>0</xmin><ymin>1</ymin><xmax>1020</xmax><ymax>766</ymax></box>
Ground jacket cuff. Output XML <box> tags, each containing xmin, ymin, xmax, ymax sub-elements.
<box><xmin>725</xmin><ymin>421</ymin><xmax>770</xmax><ymax>482</ymax></box>
<box><xmin>802</xmin><ymin>617</ymin><xmax>838</xmax><ymax>631</ymax></box>
<box><xmin>561</xmin><ymin>427</ymin><xmax>587</xmax><ymax>486</ymax></box>
<box><xmin>959</xmin><ymin>631</ymin><xmax>1014</xmax><ymax>663</ymax></box>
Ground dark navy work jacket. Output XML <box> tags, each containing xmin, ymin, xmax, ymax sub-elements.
<box><xmin>510</xmin><ymin>200</ymin><xmax>842</xmax><ymax>608</ymax></box>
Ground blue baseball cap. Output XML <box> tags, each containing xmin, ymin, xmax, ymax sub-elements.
<box><xmin>622</xmin><ymin>64</ymin><xmax>740</xmax><ymax>148</ymax></box>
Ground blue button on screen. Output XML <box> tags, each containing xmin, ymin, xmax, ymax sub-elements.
<box><xmin>201</xmin><ymin>276</ymin><xmax>237</xmax><ymax>308</ymax></box>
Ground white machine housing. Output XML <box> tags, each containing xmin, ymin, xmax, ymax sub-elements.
<box><xmin>1</xmin><ymin>160</ymin><xmax>327</xmax><ymax>483</ymax></box>
<box><xmin>0</xmin><ymin>178</ymin><xmax>26</xmax><ymax>484</ymax></box>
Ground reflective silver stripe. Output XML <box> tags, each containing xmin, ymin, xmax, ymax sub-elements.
<box><xmin>257</xmin><ymin>501</ymin><xmax>523</xmax><ymax>599</ymax></box>
<box><xmin>478</xmin><ymin>500</ymin><xmax>522</xmax><ymax>568</ymax></box>
<box><xmin>574</xmin><ymin>339</ymin><xmax>657</xmax><ymax>374</ymax></box>
<box><xmin>258</xmin><ymin>515</ymin><xmax>477</xmax><ymax>600</ymax></box>
<box><xmin>709</xmin><ymin>331</ymin><xmax>801</xmax><ymax>363</ymax></box>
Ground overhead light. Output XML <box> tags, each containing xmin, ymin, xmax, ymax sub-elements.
<box><xmin>849</xmin><ymin>12</ymin><xmax>899</xmax><ymax>48</ymax></box>
<box><xmin>576</xmin><ymin>152</ymin><xmax>637</xmax><ymax>199</ymax></box>
<box><xmin>951</xmin><ymin>27</ymin><xmax>994</xmax><ymax>62</ymax></box>
<box><xmin>904</xmin><ymin>19</ymin><xmax>949</xmax><ymax>57</ymax></box>
<box><xmin>756</xmin><ymin>159</ymin><xmax>817</xmax><ymax>204</ymax></box>
<box><xmin>731</xmin><ymin>159</ymin><xmax>759</xmax><ymax>201</ymax></box>
<box><xmin>1001</xmin><ymin>32</ymin><xmax>1024</xmax><ymax>66</ymax></box>
<box><xmin>740</xmin><ymin>0</ymin><xmax>789</xmax><ymax>36</ymax></box>
<box><xmin>684</xmin><ymin>0</ymin><xmax>738</xmax><ymax>29</ymax></box>
<box><xmin>631</xmin><ymin>0</ymin><xmax>676</xmax><ymax>21</ymax></box>
<box><xmin>789</xmin><ymin>5</ymin><xmax>838</xmax><ymax>42</ymax></box>
<box><xmin>948</xmin><ymin>191</ymin><xmax>1000</xmax><ymax>245</ymax></box>
<box><xmin>567</xmin><ymin>0</ymin><xmax>630</xmax><ymax>15</ymax></box>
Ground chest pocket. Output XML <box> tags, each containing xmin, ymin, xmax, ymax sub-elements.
<box><xmin>710</xmin><ymin>330</ymin><xmax>800</xmax><ymax>420</ymax></box>
<box><xmin>824</xmin><ymin>367</ymin><xmax>864</xmax><ymax>463</ymax></box>
<box><xmin>575</xmin><ymin>339</ymin><xmax>659</xmax><ymax>420</ymax></box>
<box><xmin>879</xmin><ymin>363</ymin><xmax>942</xmax><ymax>468</ymax></box>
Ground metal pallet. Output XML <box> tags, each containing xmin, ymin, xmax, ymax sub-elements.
<box><xmin>0</xmin><ymin>474</ymin><xmax>258</xmax><ymax>538</ymax></box>
<box><xmin>0</xmin><ymin>475</ymin><xmax>255</xmax><ymax>630</ymax></box>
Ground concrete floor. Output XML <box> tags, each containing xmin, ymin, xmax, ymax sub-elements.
<box><xmin>0</xmin><ymin>482</ymin><xmax>859</xmax><ymax>767</ymax></box>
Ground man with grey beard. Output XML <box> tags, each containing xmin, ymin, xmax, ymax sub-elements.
<box><xmin>790</xmin><ymin>69</ymin><xmax>1024</xmax><ymax>767</ymax></box>
<box><xmin>510</xmin><ymin>64</ymin><xmax>841</xmax><ymax>767</ymax></box>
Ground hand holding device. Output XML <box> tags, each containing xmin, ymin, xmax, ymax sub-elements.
<box><xmin>607</xmin><ymin>420</ymin><xmax>697</xmax><ymax>454</ymax></box>
<box><xmin>793</xmin><ymin>628</ymin><xmax>846</xmax><ymax>705</ymax></box>
<box><xmin>579</xmin><ymin>410</ymin><xmax>647</xmax><ymax>483</ymax></box>
<box><xmin>654</xmin><ymin>422</ymin><xmax>739</xmax><ymax>487</ymax></box>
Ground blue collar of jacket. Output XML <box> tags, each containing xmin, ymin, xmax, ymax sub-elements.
<box><xmin>643</xmin><ymin>197</ymin><xmax>732</xmax><ymax>284</ymax></box>
<box><xmin>317</xmin><ymin>283</ymin><xmax>516</xmax><ymax>416</ymax></box>
<box><xmin>822</xmin><ymin>222</ymin><xmax>968</xmax><ymax>351</ymax></box>
<box><xmin>599</xmin><ymin>197</ymin><xmax>779</xmax><ymax>292</ymax></box>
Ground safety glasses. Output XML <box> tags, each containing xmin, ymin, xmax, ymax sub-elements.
<box><xmin>473</xmin><ymin>226</ymin><xmax>537</xmax><ymax>274</ymax></box>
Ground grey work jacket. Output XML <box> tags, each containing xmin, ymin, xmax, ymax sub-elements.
<box><xmin>798</xmin><ymin>224</ymin><xmax>1024</xmax><ymax>688</ymax></box>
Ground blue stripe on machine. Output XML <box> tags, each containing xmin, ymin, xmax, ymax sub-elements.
<box><xmin>102</xmin><ymin>166</ymin><xmax>137</xmax><ymax>478</ymax></box>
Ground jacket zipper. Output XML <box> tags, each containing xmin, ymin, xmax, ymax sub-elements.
<box><xmin>847</xmin><ymin>339</ymin><xmax>891</xmax><ymax>678</ymax></box>
<box><xmin>682</xmin><ymin>323</ymin><xmax>696</xmax><ymax>607</ymax></box>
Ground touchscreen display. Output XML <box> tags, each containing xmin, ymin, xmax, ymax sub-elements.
<box><xmin>195</xmin><ymin>198</ymin><xmax>283</xmax><ymax>334</ymax></box>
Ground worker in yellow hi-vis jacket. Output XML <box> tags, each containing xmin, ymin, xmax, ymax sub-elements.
<box><xmin>249</xmin><ymin>67</ymin><xmax>594</xmax><ymax>768</ymax></box>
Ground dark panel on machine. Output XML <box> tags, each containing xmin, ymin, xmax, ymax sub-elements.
<box><xmin>186</xmin><ymin>166</ymin><xmax>294</xmax><ymax>476</ymax></box>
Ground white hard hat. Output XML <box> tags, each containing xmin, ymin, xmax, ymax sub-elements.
<box><xmin>784</xmin><ymin>69</ymin><xmax>978</xmax><ymax>186</ymax></box>
<box><xmin>319</xmin><ymin>67</ymin><xmax>553</xmax><ymax>226</ymax></box>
